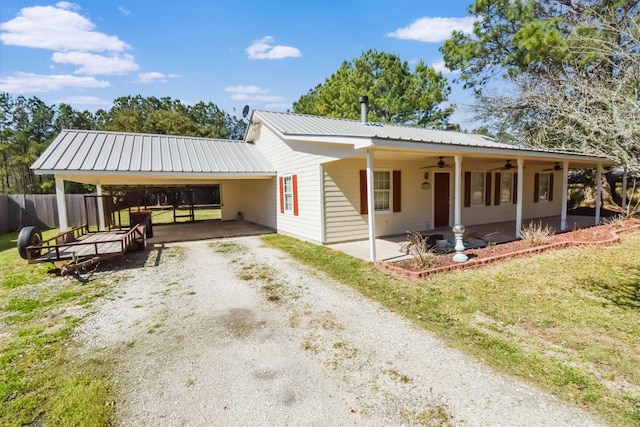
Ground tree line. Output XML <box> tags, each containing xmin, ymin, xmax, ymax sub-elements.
<box><xmin>0</xmin><ymin>94</ymin><xmax>247</xmax><ymax>194</ymax></box>
<box><xmin>2</xmin><ymin>0</ymin><xmax>638</xmax><ymax>197</ymax></box>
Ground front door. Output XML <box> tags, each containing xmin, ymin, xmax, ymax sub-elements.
<box><xmin>434</xmin><ymin>173</ymin><xmax>450</xmax><ymax>227</ymax></box>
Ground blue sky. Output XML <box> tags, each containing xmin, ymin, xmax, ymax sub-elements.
<box><xmin>0</xmin><ymin>1</ymin><xmax>478</xmax><ymax>126</ymax></box>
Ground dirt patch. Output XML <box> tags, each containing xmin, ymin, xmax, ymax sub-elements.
<box><xmin>383</xmin><ymin>219</ymin><xmax>640</xmax><ymax>278</ymax></box>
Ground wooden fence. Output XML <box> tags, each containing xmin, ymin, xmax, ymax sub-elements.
<box><xmin>0</xmin><ymin>194</ymin><xmax>100</xmax><ymax>234</ymax></box>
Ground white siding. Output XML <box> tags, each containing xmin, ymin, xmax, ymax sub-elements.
<box><xmin>220</xmin><ymin>179</ymin><xmax>277</xmax><ymax>227</ymax></box>
<box><xmin>252</xmin><ymin>127</ymin><xmax>347</xmax><ymax>243</ymax></box>
<box><xmin>460</xmin><ymin>162</ymin><xmax>563</xmax><ymax>226</ymax></box>
<box><xmin>323</xmin><ymin>159</ymin><xmax>430</xmax><ymax>243</ymax></box>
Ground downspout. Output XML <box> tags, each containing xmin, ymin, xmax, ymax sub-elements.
<box><xmin>560</xmin><ymin>161</ymin><xmax>569</xmax><ymax>231</ymax></box>
<box><xmin>516</xmin><ymin>158</ymin><xmax>524</xmax><ymax>237</ymax></box>
<box><xmin>55</xmin><ymin>176</ymin><xmax>68</xmax><ymax>232</ymax></box>
<box><xmin>361</xmin><ymin>96</ymin><xmax>376</xmax><ymax>262</ymax></box>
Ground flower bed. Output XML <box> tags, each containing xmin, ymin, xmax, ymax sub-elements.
<box><xmin>378</xmin><ymin>219</ymin><xmax>640</xmax><ymax>279</ymax></box>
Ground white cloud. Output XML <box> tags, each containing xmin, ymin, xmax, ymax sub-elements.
<box><xmin>225</xmin><ymin>85</ymin><xmax>268</xmax><ymax>94</ymax></box>
<box><xmin>230</xmin><ymin>93</ymin><xmax>285</xmax><ymax>102</ymax></box>
<box><xmin>118</xmin><ymin>6</ymin><xmax>131</xmax><ymax>16</ymax></box>
<box><xmin>431</xmin><ymin>60</ymin><xmax>460</xmax><ymax>74</ymax></box>
<box><xmin>0</xmin><ymin>72</ymin><xmax>110</xmax><ymax>93</ymax></box>
<box><xmin>387</xmin><ymin>17</ymin><xmax>475</xmax><ymax>43</ymax></box>
<box><xmin>54</xmin><ymin>95</ymin><xmax>112</xmax><ymax>107</ymax></box>
<box><xmin>246</xmin><ymin>36</ymin><xmax>302</xmax><ymax>60</ymax></box>
<box><xmin>0</xmin><ymin>3</ymin><xmax>129</xmax><ymax>52</ymax></box>
<box><xmin>135</xmin><ymin>72</ymin><xmax>178</xmax><ymax>84</ymax></box>
<box><xmin>52</xmin><ymin>52</ymin><xmax>139</xmax><ymax>75</ymax></box>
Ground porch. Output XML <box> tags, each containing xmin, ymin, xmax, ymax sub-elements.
<box><xmin>326</xmin><ymin>211</ymin><xmax>609</xmax><ymax>262</ymax></box>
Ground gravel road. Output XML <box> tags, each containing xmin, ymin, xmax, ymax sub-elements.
<box><xmin>75</xmin><ymin>236</ymin><xmax>605</xmax><ymax>426</ymax></box>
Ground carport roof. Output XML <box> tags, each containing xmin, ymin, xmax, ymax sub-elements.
<box><xmin>32</xmin><ymin>129</ymin><xmax>276</xmax><ymax>177</ymax></box>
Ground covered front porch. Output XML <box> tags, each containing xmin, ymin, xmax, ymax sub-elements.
<box><xmin>327</xmin><ymin>211</ymin><xmax>610</xmax><ymax>262</ymax></box>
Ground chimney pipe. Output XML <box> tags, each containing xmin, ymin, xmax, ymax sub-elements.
<box><xmin>359</xmin><ymin>96</ymin><xmax>368</xmax><ymax>123</ymax></box>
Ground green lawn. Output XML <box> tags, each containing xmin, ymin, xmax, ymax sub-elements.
<box><xmin>111</xmin><ymin>207</ymin><xmax>221</xmax><ymax>227</ymax></box>
<box><xmin>262</xmin><ymin>232</ymin><xmax>640</xmax><ymax>426</ymax></box>
<box><xmin>0</xmin><ymin>229</ymin><xmax>114</xmax><ymax>426</ymax></box>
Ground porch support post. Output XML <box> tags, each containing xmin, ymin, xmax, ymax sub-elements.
<box><xmin>96</xmin><ymin>184</ymin><xmax>106</xmax><ymax>231</ymax></box>
<box><xmin>595</xmin><ymin>163</ymin><xmax>602</xmax><ymax>225</ymax></box>
<box><xmin>366</xmin><ymin>149</ymin><xmax>376</xmax><ymax>262</ymax></box>
<box><xmin>516</xmin><ymin>158</ymin><xmax>524</xmax><ymax>237</ymax></box>
<box><xmin>560</xmin><ymin>161</ymin><xmax>569</xmax><ymax>231</ymax></box>
<box><xmin>55</xmin><ymin>176</ymin><xmax>68</xmax><ymax>232</ymax></box>
<box><xmin>453</xmin><ymin>154</ymin><xmax>462</xmax><ymax>225</ymax></box>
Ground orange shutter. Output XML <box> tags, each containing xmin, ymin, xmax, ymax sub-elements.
<box><xmin>292</xmin><ymin>175</ymin><xmax>299</xmax><ymax>216</ymax></box>
<box><xmin>279</xmin><ymin>176</ymin><xmax>284</xmax><ymax>213</ymax></box>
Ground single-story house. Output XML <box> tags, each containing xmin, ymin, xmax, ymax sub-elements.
<box><xmin>32</xmin><ymin>100</ymin><xmax>615</xmax><ymax>261</ymax></box>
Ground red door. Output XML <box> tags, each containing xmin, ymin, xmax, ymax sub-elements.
<box><xmin>434</xmin><ymin>173</ymin><xmax>450</xmax><ymax>227</ymax></box>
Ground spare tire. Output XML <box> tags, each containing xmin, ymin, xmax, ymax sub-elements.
<box><xmin>17</xmin><ymin>226</ymin><xmax>42</xmax><ymax>260</ymax></box>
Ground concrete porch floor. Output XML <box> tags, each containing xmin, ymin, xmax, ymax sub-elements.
<box><xmin>147</xmin><ymin>220</ymin><xmax>274</xmax><ymax>245</ymax></box>
<box><xmin>326</xmin><ymin>214</ymin><xmax>603</xmax><ymax>262</ymax></box>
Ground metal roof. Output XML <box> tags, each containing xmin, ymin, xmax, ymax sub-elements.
<box><xmin>249</xmin><ymin>111</ymin><xmax>614</xmax><ymax>163</ymax></box>
<box><xmin>33</xmin><ymin>130</ymin><xmax>276</xmax><ymax>175</ymax></box>
<box><xmin>251</xmin><ymin>110</ymin><xmax>515</xmax><ymax>148</ymax></box>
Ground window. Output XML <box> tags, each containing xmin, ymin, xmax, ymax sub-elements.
<box><xmin>538</xmin><ymin>172</ymin><xmax>550</xmax><ymax>202</ymax></box>
<box><xmin>373</xmin><ymin>171</ymin><xmax>390</xmax><ymax>211</ymax></box>
<box><xmin>283</xmin><ymin>176</ymin><xmax>293</xmax><ymax>212</ymax></box>
<box><xmin>470</xmin><ymin>172</ymin><xmax>485</xmax><ymax>206</ymax></box>
<box><xmin>279</xmin><ymin>175</ymin><xmax>298</xmax><ymax>215</ymax></box>
<box><xmin>500</xmin><ymin>173</ymin><xmax>513</xmax><ymax>204</ymax></box>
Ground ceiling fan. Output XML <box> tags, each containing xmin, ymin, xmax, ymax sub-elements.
<box><xmin>420</xmin><ymin>156</ymin><xmax>451</xmax><ymax>169</ymax></box>
<box><xmin>489</xmin><ymin>159</ymin><xmax>515</xmax><ymax>172</ymax></box>
<box><xmin>542</xmin><ymin>162</ymin><xmax>563</xmax><ymax>171</ymax></box>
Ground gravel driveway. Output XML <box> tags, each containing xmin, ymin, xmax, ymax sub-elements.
<box><xmin>75</xmin><ymin>236</ymin><xmax>604</xmax><ymax>426</ymax></box>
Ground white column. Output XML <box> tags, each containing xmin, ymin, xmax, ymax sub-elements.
<box><xmin>454</xmin><ymin>154</ymin><xmax>462</xmax><ymax>225</ymax></box>
<box><xmin>595</xmin><ymin>164</ymin><xmax>602</xmax><ymax>225</ymax></box>
<box><xmin>516</xmin><ymin>158</ymin><xmax>524</xmax><ymax>237</ymax></box>
<box><xmin>366</xmin><ymin>149</ymin><xmax>376</xmax><ymax>262</ymax></box>
<box><xmin>55</xmin><ymin>177</ymin><xmax>68</xmax><ymax>232</ymax></box>
<box><xmin>560</xmin><ymin>161</ymin><xmax>569</xmax><ymax>231</ymax></box>
<box><xmin>96</xmin><ymin>184</ymin><xmax>106</xmax><ymax>231</ymax></box>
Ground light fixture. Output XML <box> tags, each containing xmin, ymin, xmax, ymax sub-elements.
<box><xmin>421</xmin><ymin>171</ymin><xmax>430</xmax><ymax>190</ymax></box>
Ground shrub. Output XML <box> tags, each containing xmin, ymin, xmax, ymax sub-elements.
<box><xmin>520</xmin><ymin>222</ymin><xmax>555</xmax><ymax>247</ymax></box>
<box><xmin>406</xmin><ymin>231</ymin><xmax>436</xmax><ymax>269</ymax></box>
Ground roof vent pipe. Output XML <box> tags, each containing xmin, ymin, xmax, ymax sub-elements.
<box><xmin>359</xmin><ymin>96</ymin><xmax>369</xmax><ymax>123</ymax></box>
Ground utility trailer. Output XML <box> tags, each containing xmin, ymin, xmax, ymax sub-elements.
<box><xmin>17</xmin><ymin>224</ymin><xmax>147</xmax><ymax>276</ymax></box>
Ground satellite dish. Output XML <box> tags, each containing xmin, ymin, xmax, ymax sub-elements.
<box><xmin>242</xmin><ymin>105</ymin><xmax>250</xmax><ymax>118</ymax></box>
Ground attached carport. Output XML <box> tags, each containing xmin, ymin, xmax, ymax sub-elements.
<box><xmin>31</xmin><ymin>130</ymin><xmax>277</xmax><ymax>235</ymax></box>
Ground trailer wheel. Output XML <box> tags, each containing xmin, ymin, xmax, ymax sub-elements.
<box><xmin>17</xmin><ymin>226</ymin><xmax>42</xmax><ymax>260</ymax></box>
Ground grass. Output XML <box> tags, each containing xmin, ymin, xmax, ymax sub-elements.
<box><xmin>261</xmin><ymin>232</ymin><xmax>640</xmax><ymax>426</ymax></box>
<box><xmin>0</xmin><ymin>230</ymin><xmax>115</xmax><ymax>426</ymax></box>
<box><xmin>113</xmin><ymin>207</ymin><xmax>221</xmax><ymax>226</ymax></box>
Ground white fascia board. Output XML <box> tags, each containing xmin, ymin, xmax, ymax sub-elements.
<box><xmin>34</xmin><ymin>170</ymin><xmax>276</xmax><ymax>178</ymax></box>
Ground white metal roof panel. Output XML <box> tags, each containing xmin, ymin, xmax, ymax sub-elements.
<box><xmin>33</xmin><ymin>130</ymin><xmax>276</xmax><ymax>175</ymax></box>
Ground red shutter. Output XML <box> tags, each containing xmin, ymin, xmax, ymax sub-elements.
<box><xmin>279</xmin><ymin>176</ymin><xmax>284</xmax><ymax>213</ymax></box>
<box><xmin>292</xmin><ymin>175</ymin><xmax>299</xmax><ymax>216</ymax></box>
<box><xmin>513</xmin><ymin>173</ymin><xmax>518</xmax><ymax>203</ymax></box>
<box><xmin>494</xmin><ymin>172</ymin><xmax>501</xmax><ymax>205</ymax></box>
<box><xmin>485</xmin><ymin>172</ymin><xmax>492</xmax><ymax>206</ymax></box>
<box><xmin>548</xmin><ymin>173</ymin><xmax>554</xmax><ymax>201</ymax></box>
<box><xmin>393</xmin><ymin>170</ymin><xmax>401</xmax><ymax>212</ymax></box>
<box><xmin>534</xmin><ymin>173</ymin><xmax>540</xmax><ymax>202</ymax></box>
<box><xmin>359</xmin><ymin>170</ymin><xmax>368</xmax><ymax>215</ymax></box>
<box><xmin>464</xmin><ymin>171</ymin><xmax>471</xmax><ymax>207</ymax></box>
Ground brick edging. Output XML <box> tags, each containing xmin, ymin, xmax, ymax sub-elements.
<box><xmin>377</xmin><ymin>223</ymin><xmax>640</xmax><ymax>279</ymax></box>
